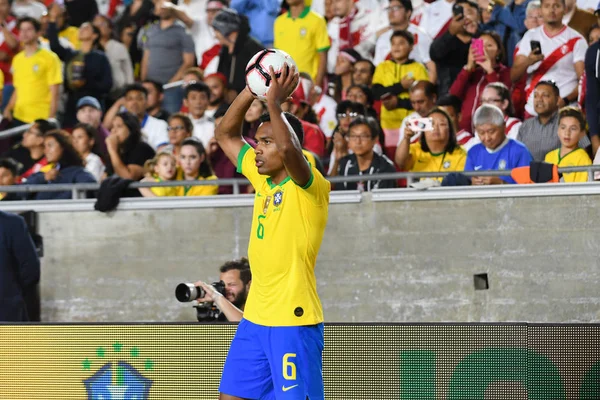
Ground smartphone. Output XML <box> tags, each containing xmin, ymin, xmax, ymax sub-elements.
<box><xmin>409</xmin><ymin>117</ymin><xmax>433</xmax><ymax>132</ymax></box>
<box><xmin>452</xmin><ymin>4</ymin><xmax>464</xmax><ymax>17</ymax></box>
<box><xmin>472</xmin><ymin>38</ymin><xmax>485</xmax><ymax>59</ymax></box>
<box><xmin>530</xmin><ymin>40</ymin><xmax>542</xmax><ymax>55</ymax></box>
<box><xmin>380</xmin><ymin>92</ymin><xmax>393</xmax><ymax>100</ymax></box>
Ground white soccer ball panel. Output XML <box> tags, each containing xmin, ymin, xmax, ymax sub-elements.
<box><xmin>245</xmin><ymin>49</ymin><xmax>298</xmax><ymax>101</ymax></box>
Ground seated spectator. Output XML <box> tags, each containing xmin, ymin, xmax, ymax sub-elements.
<box><xmin>436</xmin><ymin>94</ymin><xmax>477</xmax><ymax>150</ymax></box>
<box><xmin>105</xmin><ymin>111</ymin><xmax>156</xmax><ymax>181</ymax></box>
<box><xmin>544</xmin><ymin>106</ymin><xmax>592</xmax><ymax>182</ymax></box>
<box><xmin>517</xmin><ymin>81</ymin><xmax>590</xmax><ymax>161</ymax></box>
<box><xmin>94</xmin><ymin>14</ymin><xmax>134</xmax><ymax>96</ymax></box>
<box><xmin>103</xmin><ymin>83</ymin><xmax>169</xmax><ymax>150</ymax></box>
<box><xmin>328</xmin><ymin>101</ymin><xmax>368</xmax><ymax>176</ymax></box>
<box><xmin>463</xmin><ymin>104</ymin><xmax>532</xmax><ymax>185</ymax></box>
<box><xmin>332</xmin><ymin>48</ymin><xmax>362</xmax><ymax>102</ymax></box>
<box><xmin>76</xmin><ymin>96</ymin><xmax>110</xmax><ymax>154</ymax></box>
<box><xmin>183</xmin><ymin>67</ymin><xmax>204</xmax><ymax>84</ymax></box>
<box><xmin>512</xmin><ymin>0</ymin><xmax>587</xmax><ymax>117</ymax></box>
<box><xmin>335</xmin><ymin>116</ymin><xmax>397</xmax><ymax>191</ymax></box>
<box><xmin>211</xmin><ymin>8</ymin><xmax>264</xmax><ymax>95</ymax></box>
<box><xmin>311</xmin><ymin>84</ymin><xmax>338</xmax><ymax>140</ymax></box>
<box><xmin>167</xmin><ymin>113</ymin><xmax>193</xmax><ymax>159</ymax></box>
<box><xmin>450</xmin><ymin>31</ymin><xmax>511</xmax><ymax>132</ymax></box>
<box><xmin>352</xmin><ymin>60</ymin><xmax>376</xmax><ymax>87</ymax></box>
<box><xmin>373</xmin><ymin>30</ymin><xmax>429</xmax><ymax>159</ymax></box>
<box><xmin>25</xmin><ymin>130</ymin><xmax>96</xmax><ymax>199</ymax></box>
<box><xmin>142</xmin><ymin>80</ymin><xmax>170</xmax><ymax>121</ymax></box>
<box><xmin>0</xmin><ymin>157</ymin><xmax>19</xmax><ymax>201</ymax></box>
<box><xmin>184</xmin><ymin>82</ymin><xmax>214</xmax><ymax>148</ymax></box>
<box><xmin>243</xmin><ymin>99</ymin><xmax>266</xmax><ymax>142</ymax></box>
<box><xmin>396</xmin><ymin>80</ymin><xmax>437</xmax><ymax>145</ymax></box>
<box><xmin>430</xmin><ymin>0</ymin><xmax>480</xmax><ymax>95</ymax></box>
<box><xmin>204</xmin><ymin>73</ymin><xmax>230</xmax><ymax>118</ymax></box>
<box><xmin>47</xmin><ymin>7</ymin><xmax>113</xmax><ymax>128</ymax></box>
<box><xmin>396</xmin><ymin>107</ymin><xmax>467</xmax><ymax>176</ymax></box>
<box><xmin>346</xmin><ymin>84</ymin><xmax>377</xmax><ymax>119</ymax></box>
<box><xmin>2</xmin><ymin>119</ymin><xmax>57</xmax><ymax>182</ymax></box>
<box><xmin>479</xmin><ymin>82</ymin><xmax>521</xmax><ymax>139</ymax></box>
<box><xmin>176</xmin><ymin>138</ymin><xmax>218</xmax><ymax>196</ymax></box>
<box><xmin>139</xmin><ymin>151</ymin><xmax>178</xmax><ymax>197</ymax></box>
<box><xmin>72</xmin><ymin>123</ymin><xmax>105</xmax><ymax>182</ymax></box>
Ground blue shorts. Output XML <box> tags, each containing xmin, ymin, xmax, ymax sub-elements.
<box><xmin>219</xmin><ymin>319</ymin><xmax>324</xmax><ymax>400</ymax></box>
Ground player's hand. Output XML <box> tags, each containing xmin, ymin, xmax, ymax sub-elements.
<box><xmin>265</xmin><ymin>64</ymin><xmax>299</xmax><ymax>106</ymax></box>
<box><xmin>193</xmin><ymin>280</ymin><xmax>223</xmax><ymax>303</ymax></box>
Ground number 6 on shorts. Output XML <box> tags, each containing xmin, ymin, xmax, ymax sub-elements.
<box><xmin>283</xmin><ymin>353</ymin><xmax>297</xmax><ymax>380</ymax></box>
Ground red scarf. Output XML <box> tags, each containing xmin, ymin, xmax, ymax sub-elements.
<box><xmin>338</xmin><ymin>7</ymin><xmax>358</xmax><ymax>50</ymax></box>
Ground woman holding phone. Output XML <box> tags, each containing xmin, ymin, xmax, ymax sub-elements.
<box><xmin>449</xmin><ymin>30</ymin><xmax>511</xmax><ymax>132</ymax></box>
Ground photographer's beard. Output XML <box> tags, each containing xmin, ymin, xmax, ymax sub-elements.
<box><xmin>229</xmin><ymin>289</ymin><xmax>249</xmax><ymax>310</ymax></box>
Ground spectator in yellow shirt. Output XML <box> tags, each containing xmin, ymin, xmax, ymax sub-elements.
<box><xmin>544</xmin><ymin>107</ymin><xmax>592</xmax><ymax>183</ymax></box>
<box><xmin>3</xmin><ymin>17</ymin><xmax>62</xmax><ymax>125</ymax></box>
<box><xmin>139</xmin><ymin>151</ymin><xmax>178</xmax><ymax>197</ymax></box>
<box><xmin>176</xmin><ymin>137</ymin><xmax>218</xmax><ymax>196</ymax></box>
<box><xmin>396</xmin><ymin>107</ymin><xmax>467</xmax><ymax>177</ymax></box>
<box><xmin>372</xmin><ymin>30</ymin><xmax>428</xmax><ymax>159</ymax></box>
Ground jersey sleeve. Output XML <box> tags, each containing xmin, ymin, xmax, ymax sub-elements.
<box><xmin>47</xmin><ymin>52</ymin><xmax>64</xmax><ymax>85</ymax></box>
<box><xmin>300</xmin><ymin>163</ymin><xmax>330</xmax><ymax>204</ymax></box>
<box><xmin>574</xmin><ymin>36</ymin><xmax>588</xmax><ymax>63</ymax></box>
<box><xmin>516</xmin><ymin>32</ymin><xmax>532</xmax><ymax>57</ymax></box>
<box><xmin>315</xmin><ymin>15</ymin><xmax>331</xmax><ymax>52</ymax></box>
<box><xmin>236</xmin><ymin>143</ymin><xmax>265</xmax><ymax>189</ymax></box>
<box><xmin>464</xmin><ymin>148</ymin><xmax>475</xmax><ymax>171</ymax></box>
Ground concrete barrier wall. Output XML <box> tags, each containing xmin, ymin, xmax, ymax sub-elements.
<box><xmin>37</xmin><ymin>193</ymin><xmax>600</xmax><ymax>322</ymax></box>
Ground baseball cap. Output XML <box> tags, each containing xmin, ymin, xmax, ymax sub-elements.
<box><xmin>76</xmin><ymin>96</ymin><xmax>101</xmax><ymax>111</ymax></box>
<box><xmin>211</xmin><ymin>8</ymin><xmax>241</xmax><ymax>37</ymax></box>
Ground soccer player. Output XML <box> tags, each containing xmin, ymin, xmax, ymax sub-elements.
<box><xmin>214</xmin><ymin>64</ymin><xmax>330</xmax><ymax>400</ymax></box>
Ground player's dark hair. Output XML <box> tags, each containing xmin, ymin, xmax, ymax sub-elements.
<box><xmin>185</xmin><ymin>82</ymin><xmax>211</xmax><ymax>99</ymax></box>
<box><xmin>420</xmin><ymin>107</ymin><xmax>458</xmax><ymax>154</ymax></box>
<box><xmin>348</xmin><ymin>115</ymin><xmax>380</xmax><ymax>140</ymax></box>
<box><xmin>0</xmin><ymin>157</ymin><xmax>19</xmax><ymax>177</ymax></box>
<box><xmin>258</xmin><ymin>112</ymin><xmax>305</xmax><ymax>146</ymax></box>
<box><xmin>559</xmin><ymin>106</ymin><xmax>586</xmax><ymax>130</ymax></box>
<box><xmin>219</xmin><ymin>257</ymin><xmax>252</xmax><ymax>285</ymax></box>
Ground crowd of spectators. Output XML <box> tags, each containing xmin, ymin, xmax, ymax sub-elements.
<box><xmin>1</xmin><ymin>0</ymin><xmax>600</xmax><ymax>201</ymax></box>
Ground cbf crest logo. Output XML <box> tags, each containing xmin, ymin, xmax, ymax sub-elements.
<box><xmin>443</xmin><ymin>160</ymin><xmax>451</xmax><ymax>169</ymax></box>
<box><xmin>498</xmin><ymin>159</ymin><xmax>507</xmax><ymax>170</ymax></box>
<box><xmin>273</xmin><ymin>190</ymin><xmax>283</xmax><ymax>207</ymax></box>
<box><xmin>82</xmin><ymin>342</ymin><xmax>154</xmax><ymax>400</ymax></box>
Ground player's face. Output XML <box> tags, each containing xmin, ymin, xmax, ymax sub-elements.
<box><xmin>533</xmin><ymin>84</ymin><xmax>559</xmax><ymax>116</ymax></box>
<box><xmin>541</xmin><ymin>0</ymin><xmax>565</xmax><ymax>24</ymax></box>
<box><xmin>424</xmin><ymin>112</ymin><xmax>450</xmax><ymax>145</ymax></box>
<box><xmin>347</xmin><ymin>123</ymin><xmax>375</xmax><ymax>157</ymax></box>
<box><xmin>254</xmin><ymin>122</ymin><xmax>285</xmax><ymax>176</ymax></box>
<box><xmin>558</xmin><ymin>116</ymin><xmax>583</xmax><ymax>149</ymax></box>
<box><xmin>219</xmin><ymin>269</ymin><xmax>249</xmax><ymax>307</ymax></box>
<box><xmin>475</xmin><ymin>122</ymin><xmax>505</xmax><ymax>150</ymax></box>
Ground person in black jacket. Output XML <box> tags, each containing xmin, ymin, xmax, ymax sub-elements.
<box><xmin>211</xmin><ymin>7</ymin><xmax>264</xmax><ymax>97</ymax></box>
<box><xmin>335</xmin><ymin>116</ymin><xmax>397</xmax><ymax>191</ymax></box>
<box><xmin>0</xmin><ymin>210</ymin><xmax>40</xmax><ymax>321</ymax></box>
<box><xmin>47</xmin><ymin>3</ymin><xmax>113</xmax><ymax>128</ymax></box>
<box><xmin>585</xmin><ymin>39</ymin><xmax>600</xmax><ymax>156</ymax></box>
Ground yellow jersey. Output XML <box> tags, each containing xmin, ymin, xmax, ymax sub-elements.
<box><xmin>175</xmin><ymin>169</ymin><xmax>219</xmax><ymax>196</ymax></box>
<box><xmin>408</xmin><ymin>142</ymin><xmax>466</xmax><ymax>176</ymax></box>
<box><xmin>59</xmin><ymin>26</ymin><xmax>80</xmax><ymax>50</ymax></box>
<box><xmin>237</xmin><ymin>143</ymin><xmax>330</xmax><ymax>326</ymax></box>
<box><xmin>544</xmin><ymin>148</ymin><xmax>591</xmax><ymax>183</ymax></box>
<box><xmin>12</xmin><ymin>48</ymin><xmax>63</xmax><ymax>123</ymax></box>
<box><xmin>0</xmin><ymin>69</ymin><xmax>4</xmax><ymax>90</ymax></box>
<box><xmin>372</xmin><ymin>59</ymin><xmax>429</xmax><ymax>130</ymax></box>
<box><xmin>149</xmin><ymin>176</ymin><xmax>179</xmax><ymax>197</ymax></box>
<box><xmin>273</xmin><ymin>7</ymin><xmax>330</xmax><ymax>80</ymax></box>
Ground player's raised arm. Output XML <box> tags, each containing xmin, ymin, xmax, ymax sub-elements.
<box><xmin>214</xmin><ymin>87</ymin><xmax>255</xmax><ymax>167</ymax></box>
<box><xmin>265</xmin><ymin>66</ymin><xmax>312</xmax><ymax>187</ymax></box>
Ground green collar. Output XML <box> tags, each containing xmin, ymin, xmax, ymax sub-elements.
<box><xmin>267</xmin><ymin>176</ymin><xmax>291</xmax><ymax>189</ymax></box>
<box><xmin>287</xmin><ymin>6</ymin><xmax>310</xmax><ymax>19</ymax></box>
<box><xmin>558</xmin><ymin>148</ymin><xmax>580</xmax><ymax>164</ymax></box>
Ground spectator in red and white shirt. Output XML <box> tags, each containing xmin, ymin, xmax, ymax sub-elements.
<box><xmin>511</xmin><ymin>0</ymin><xmax>588</xmax><ymax>117</ymax></box>
<box><xmin>374</xmin><ymin>0</ymin><xmax>436</xmax><ymax>82</ymax></box>
<box><xmin>419</xmin><ymin>0</ymin><xmax>455</xmax><ymax>40</ymax></box>
<box><xmin>479</xmin><ymin>82</ymin><xmax>522</xmax><ymax>139</ymax></box>
<box><xmin>311</xmin><ymin>84</ymin><xmax>338</xmax><ymax>139</ymax></box>
<box><xmin>0</xmin><ymin>0</ymin><xmax>18</xmax><ymax>110</ymax></box>
<box><xmin>327</xmin><ymin>0</ymin><xmax>378</xmax><ymax>73</ymax></box>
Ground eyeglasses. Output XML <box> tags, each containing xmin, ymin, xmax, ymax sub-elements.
<box><xmin>385</xmin><ymin>5</ymin><xmax>404</xmax><ymax>11</ymax></box>
<box><xmin>337</xmin><ymin>112</ymin><xmax>359</xmax><ymax>119</ymax></box>
<box><xmin>347</xmin><ymin>134</ymin><xmax>372</xmax><ymax>141</ymax></box>
<box><xmin>167</xmin><ymin>125</ymin><xmax>186</xmax><ymax>132</ymax></box>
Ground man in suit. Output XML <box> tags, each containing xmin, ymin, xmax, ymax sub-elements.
<box><xmin>0</xmin><ymin>210</ymin><xmax>40</xmax><ymax>321</ymax></box>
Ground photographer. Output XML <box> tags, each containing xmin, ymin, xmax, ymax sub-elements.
<box><xmin>194</xmin><ymin>258</ymin><xmax>252</xmax><ymax>322</ymax></box>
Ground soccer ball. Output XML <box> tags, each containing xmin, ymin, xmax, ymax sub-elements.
<box><xmin>245</xmin><ymin>49</ymin><xmax>298</xmax><ymax>101</ymax></box>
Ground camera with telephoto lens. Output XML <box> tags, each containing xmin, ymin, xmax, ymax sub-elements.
<box><xmin>175</xmin><ymin>281</ymin><xmax>226</xmax><ymax>322</ymax></box>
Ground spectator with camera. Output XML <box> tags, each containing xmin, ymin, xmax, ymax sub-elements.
<box><xmin>395</xmin><ymin>80</ymin><xmax>437</xmax><ymax>146</ymax></box>
<box><xmin>511</xmin><ymin>0</ymin><xmax>587</xmax><ymax>117</ymax></box>
<box><xmin>335</xmin><ymin>115</ymin><xmax>397</xmax><ymax>190</ymax></box>
<box><xmin>192</xmin><ymin>258</ymin><xmax>252</xmax><ymax>322</ymax></box>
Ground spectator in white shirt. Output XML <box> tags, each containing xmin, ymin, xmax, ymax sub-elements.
<box><xmin>71</xmin><ymin>123</ymin><xmax>105</xmax><ymax>182</ymax></box>
<box><xmin>11</xmin><ymin>0</ymin><xmax>46</xmax><ymax>20</ymax></box>
<box><xmin>184</xmin><ymin>82</ymin><xmax>215</xmax><ymax>149</ymax></box>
